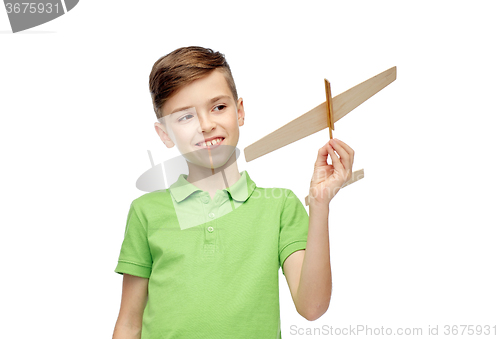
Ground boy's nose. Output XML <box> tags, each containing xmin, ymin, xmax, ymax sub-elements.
<box><xmin>197</xmin><ymin>114</ymin><xmax>217</xmax><ymax>132</ymax></box>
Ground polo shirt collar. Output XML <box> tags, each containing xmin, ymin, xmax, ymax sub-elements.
<box><xmin>169</xmin><ymin>170</ymin><xmax>256</xmax><ymax>203</ymax></box>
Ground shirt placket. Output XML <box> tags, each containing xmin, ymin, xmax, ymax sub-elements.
<box><xmin>200</xmin><ymin>193</ymin><xmax>217</xmax><ymax>260</ymax></box>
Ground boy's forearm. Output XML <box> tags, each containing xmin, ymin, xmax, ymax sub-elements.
<box><xmin>112</xmin><ymin>322</ymin><xmax>142</xmax><ymax>339</ymax></box>
<box><xmin>295</xmin><ymin>202</ymin><xmax>332</xmax><ymax>321</ymax></box>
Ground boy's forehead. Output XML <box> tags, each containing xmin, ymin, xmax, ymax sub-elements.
<box><xmin>161</xmin><ymin>94</ymin><xmax>231</xmax><ymax>121</ymax></box>
<box><xmin>162</xmin><ymin>71</ymin><xmax>234</xmax><ymax>117</ymax></box>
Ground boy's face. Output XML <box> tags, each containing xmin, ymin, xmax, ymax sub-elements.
<box><xmin>154</xmin><ymin>69</ymin><xmax>245</xmax><ymax>169</ymax></box>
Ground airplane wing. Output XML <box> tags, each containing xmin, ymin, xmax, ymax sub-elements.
<box><xmin>244</xmin><ymin>66</ymin><xmax>397</xmax><ymax>162</ymax></box>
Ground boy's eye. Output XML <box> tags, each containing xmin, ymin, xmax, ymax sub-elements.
<box><xmin>178</xmin><ymin>114</ymin><xmax>193</xmax><ymax>122</ymax></box>
<box><xmin>177</xmin><ymin>105</ymin><xmax>224</xmax><ymax>122</ymax></box>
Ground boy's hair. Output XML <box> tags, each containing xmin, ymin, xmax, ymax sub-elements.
<box><xmin>149</xmin><ymin>46</ymin><xmax>238</xmax><ymax>120</ymax></box>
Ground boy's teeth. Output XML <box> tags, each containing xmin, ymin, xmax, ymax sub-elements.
<box><xmin>198</xmin><ymin>138</ymin><xmax>223</xmax><ymax>147</ymax></box>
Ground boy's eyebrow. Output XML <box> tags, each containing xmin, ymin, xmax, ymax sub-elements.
<box><xmin>170</xmin><ymin>95</ymin><xmax>232</xmax><ymax>115</ymax></box>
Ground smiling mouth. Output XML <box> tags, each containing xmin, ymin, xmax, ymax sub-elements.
<box><xmin>195</xmin><ymin>138</ymin><xmax>225</xmax><ymax>148</ymax></box>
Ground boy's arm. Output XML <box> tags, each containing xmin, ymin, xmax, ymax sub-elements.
<box><xmin>112</xmin><ymin>273</ymin><xmax>149</xmax><ymax>338</ymax></box>
<box><xmin>283</xmin><ymin>203</ymin><xmax>332</xmax><ymax>321</ymax></box>
<box><xmin>284</xmin><ymin>138</ymin><xmax>354</xmax><ymax>321</ymax></box>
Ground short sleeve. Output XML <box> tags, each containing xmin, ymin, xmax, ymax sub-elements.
<box><xmin>279</xmin><ymin>189</ymin><xmax>309</xmax><ymax>276</ymax></box>
<box><xmin>114</xmin><ymin>201</ymin><xmax>153</xmax><ymax>278</ymax></box>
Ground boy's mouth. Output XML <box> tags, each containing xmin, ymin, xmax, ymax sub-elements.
<box><xmin>195</xmin><ymin>137</ymin><xmax>225</xmax><ymax>149</ymax></box>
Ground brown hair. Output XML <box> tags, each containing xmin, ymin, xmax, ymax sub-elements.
<box><xmin>149</xmin><ymin>46</ymin><xmax>238</xmax><ymax>120</ymax></box>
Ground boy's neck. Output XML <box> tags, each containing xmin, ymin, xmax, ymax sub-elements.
<box><xmin>186</xmin><ymin>151</ymin><xmax>241</xmax><ymax>196</ymax></box>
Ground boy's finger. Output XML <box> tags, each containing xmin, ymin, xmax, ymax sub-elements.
<box><xmin>333</xmin><ymin>138</ymin><xmax>355</xmax><ymax>159</ymax></box>
<box><xmin>314</xmin><ymin>143</ymin><xmax>330</xmax><ymax>167</ymax></box>
<box><xmin>331</xmin><ymin>139</ymin><xmax>351</xmax><ymax>170</ymax></box>
<box><xmin>327</xmin><ymin>142</ymin><xmax>344</xmax><ymax>172</ymax></box>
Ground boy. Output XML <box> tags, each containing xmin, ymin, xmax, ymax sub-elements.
<box><xmin>112</xmin><ymin>46</ymin><xmax>355</xmax><ymax>338</ymax></box>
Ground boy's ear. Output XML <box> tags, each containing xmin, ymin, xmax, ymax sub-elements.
<box><xmin>154</xmin><ymin>122</ymin><xmax>175</xmax><ymax>148</ymax></box>
<box><xmin>237</xmin><ymin>98</ymin><xmax>245</xmax><ymax>126</ymax></box>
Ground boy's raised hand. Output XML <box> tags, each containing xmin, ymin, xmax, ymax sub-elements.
<box><xmin>309</xmin><ymin>138</ymin><xmax>355</xmax><ymax>206</ymax></box>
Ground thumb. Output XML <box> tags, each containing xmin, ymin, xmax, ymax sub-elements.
<box><xmin>314</xmin><ymin>142</ymin><xmax>330</xmax><ymax>168</ymax></box>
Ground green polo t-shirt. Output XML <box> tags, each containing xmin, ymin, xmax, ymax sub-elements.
<box><xmin>115</xmin><ymin>170</ymin><xmax>309</xmax><ymax>339</ymax></box>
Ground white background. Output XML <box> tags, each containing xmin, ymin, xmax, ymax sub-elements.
<box><xmin>1</xmin><ymin>1</ymin><xmax>499</xmax><ymax>338</ymax></box>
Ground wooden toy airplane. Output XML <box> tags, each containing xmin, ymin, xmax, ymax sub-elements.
<box><xmin>243</xmin><ymin>66</ymin><xmax>397</xmax><ymax>206</ymax></box>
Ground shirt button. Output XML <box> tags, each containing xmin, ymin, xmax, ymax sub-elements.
<box><xmin>207</xmin><ymin>226</ymin><xmax>214</xmax><ymax>232</ymax></box>
<box><xmin>208</xmin><ymin>212</ymin><xmax>215</xmax><ymax>218</ymax></box>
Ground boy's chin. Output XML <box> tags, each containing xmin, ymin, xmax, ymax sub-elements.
<box><xmin>183</xmin><ymin>145</ymin><xmax>231</xmax><ymax>162</ymax></box>
<box><xmin>184</xmin><ymin>145</ymin><xmax>238</xmax><ymax>169</ymax></box>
